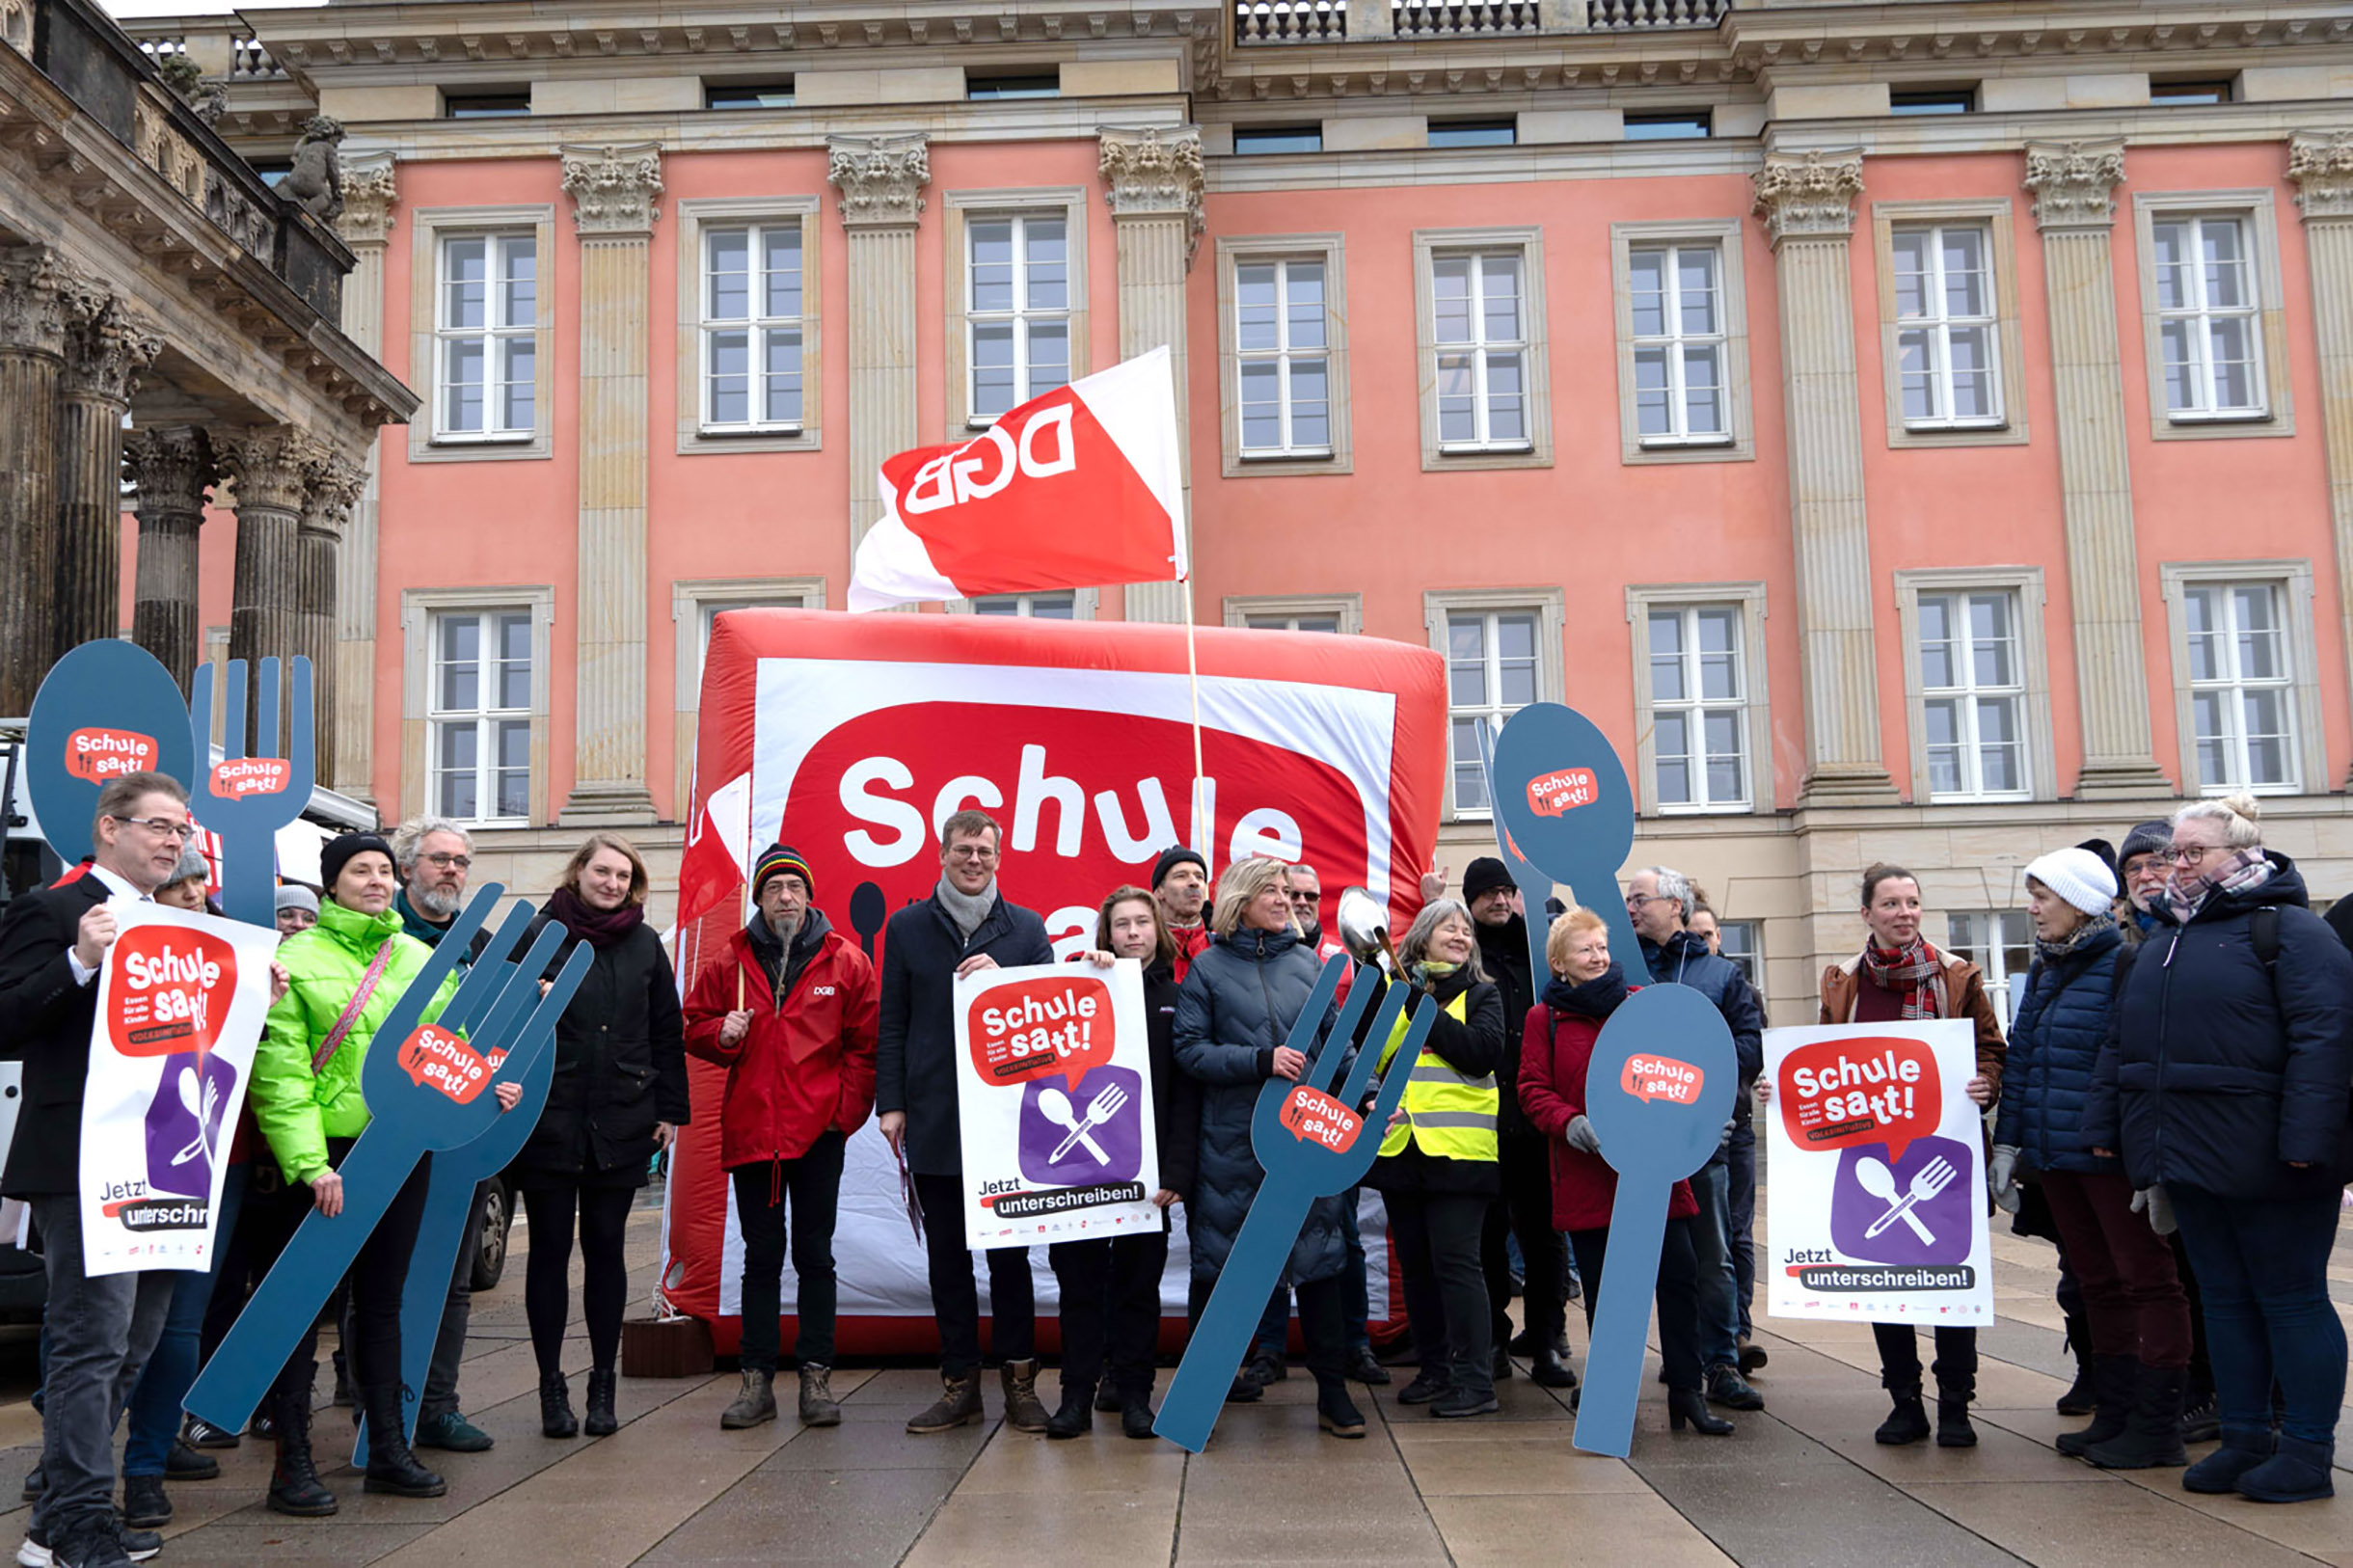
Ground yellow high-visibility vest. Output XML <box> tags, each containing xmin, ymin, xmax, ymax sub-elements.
<box><xmin>1374</xmin><ymin>987</ymin><xmax>1498</xmax><ymax>1163</ymax></box>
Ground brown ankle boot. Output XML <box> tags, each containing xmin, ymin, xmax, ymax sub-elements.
<box><xmin>1000</xmin><ymin>1359</ymin><xmax>1049</xmax><ymax>1434</ymax></box>
<box><xmin>906</xmin><ymin>1371</ymin><xmax>982</xmax><ymax>1434</ymax></box>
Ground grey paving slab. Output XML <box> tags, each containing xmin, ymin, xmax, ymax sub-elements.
<box><xmin>641</xmin><ymin>1459</ymin><xmax>966</xmax><ymax>1566</ymax></box>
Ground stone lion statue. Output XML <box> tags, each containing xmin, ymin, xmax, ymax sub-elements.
<box><xmin>282</xmin><ymin>114</ymin><xmax>345</xmax><ymax>222</ymax></box>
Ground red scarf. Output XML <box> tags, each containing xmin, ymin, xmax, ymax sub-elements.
<box><xmin>546</xmin><ymin>885</ymin><xmax>645</xmax><ymax>950</ymax></box>
<box><xmin>1859</xmin><ymin>937</ymin><xmax>1945</xmax><ymax>1021</ymax></box>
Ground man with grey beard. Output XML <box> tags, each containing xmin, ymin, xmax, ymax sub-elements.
<box><xmin>393</xmin><ymin>816</ymin><xmax>475</xmax><ymax>946</ymax></box>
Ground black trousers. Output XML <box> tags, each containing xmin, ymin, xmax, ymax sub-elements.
<box><xmin>266</xmin><ymin>1147</ymin><xmax>432</xmax><ymax>1408</ymax></box>
<box><xmin>1569</xmin><ymin>1215</ymin><xmax>1704</xmax><ymax>1394</ymax></box>
<box><xmin>1048</xmin><ymin>1221</ymin><xmax>1169</xmax><ymax>1398</ymax></box>
<box><xmin>521</xmin><ymin>1182</ymin><xmax>636</xmax><ymax>1379</ymax></box>
<box><xmin>1483</xmin><ymin>1135</ymin><xmax>1567</xmax><ymax>1349</ymax></box>
<box><xmin>1874</xmin><ymin>1322</ymin><xmax>1978</xmax><ymax>1399</ymax></box>
<box><xmin>1391</xmin><ymin>1190</ymin><xmax>1496</xmax><ymax>1396</ymax></box>
<box><xmin>914</xmin><ymin>1172</ymin><xmax>1035</xmax><ymax>1375</ymax></box>
<box><xmin>731</xmin><ymin>1133</ymin><xmax>848</xmax><ymax>1372</ymax></box>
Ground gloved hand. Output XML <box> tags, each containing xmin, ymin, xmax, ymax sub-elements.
<box><xmin>1988</xmin><ymin>1144</ymin><xmax>2022</xmax><ymax>1214</ymax></box>
<box><xmin>2131</xmin><ymin>1184</ymin><xmax>2177</xmax><ymax>1236</ymax></box>
<box><xmin>1564</xmin><ymin>1115</ymin><xmax>1602</xmax><ymax>1156</ymax></box>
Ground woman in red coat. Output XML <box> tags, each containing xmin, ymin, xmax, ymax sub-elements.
<box><xmin>1518</xmin><ymin>906</ymin><xmax>1729</xmax><ymax>1436</ymax></box>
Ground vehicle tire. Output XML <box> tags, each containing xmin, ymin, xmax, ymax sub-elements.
<box><xmin>471</xmin><ymin>1179</ymin><xmax>511</xmax><ymax>1292</ymax></box>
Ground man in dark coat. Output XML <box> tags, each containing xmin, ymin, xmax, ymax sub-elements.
<box><xmin>877</xmin><ymin>809</ymin><xmax>1054</xmax><ymax>1436</ymax></box>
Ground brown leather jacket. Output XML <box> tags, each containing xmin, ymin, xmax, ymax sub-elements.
<box><xmin>1818</xmin><ymin>950</ymin><xmax>2007</xmax><ymax>1093</ymax></box>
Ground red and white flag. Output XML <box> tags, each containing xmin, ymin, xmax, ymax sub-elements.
<box><xmin>848</xmin><ymin>346</ymin><xmax>1185</xmax><ymax>612</ymax></box>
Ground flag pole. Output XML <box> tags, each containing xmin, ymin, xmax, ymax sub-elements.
<box><xmin>1183</xmin><ymin>574</ymin><xmax>1207</xmax><ymax>866</ymax></box>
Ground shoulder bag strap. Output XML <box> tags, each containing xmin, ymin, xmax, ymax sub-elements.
<box><xmin>311</xmin><ymin>938</ymin><xmax>400</xmax><ymax>1076</ymax></box>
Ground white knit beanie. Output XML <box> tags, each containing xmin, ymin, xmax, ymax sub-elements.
<box><xmin>2025</xmin><ymin>847</ymin><xmax>2118</xmax><ymax>917</ymax></box>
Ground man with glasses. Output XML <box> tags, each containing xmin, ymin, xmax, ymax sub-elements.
<box><xmin>1</xmin><ymin>773</ymin><xmax>195</xmax><ymax>1568</ymax></box>
<box><xmin>2116</xmin><ymin>821</ymin><xmax>2174</xmax><ymax>944</ymax></box>
<box><xmin>878</xmin><ymin>810</ymin><xmax>1055</xmax><ymax>1435</ymax></box>
<box><xmin>391</xmin><ymin>817</ymin><xmax>477</xmax><ymax>952</ymax></box>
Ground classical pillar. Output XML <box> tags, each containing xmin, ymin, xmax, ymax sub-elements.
<box><xmin>2287</xmin><ymin>131</ymin><xmax>2353</xmax><ymax>787</ymax></box>
<box><xmin>0</xmin><ymin>248</ymin><xmax>77</xmax><ymax>714</ymax></box>
<box><xmin>1098</xmin><ymin>126</ymin><xmax>1204</xmax><ymax>625</ymax></box>
<box><xmin>219</xmin><ymin>425</ymin><xmax>319</xmax><ymax>747</ymax></box>
<box><xmin>827</xmin><ymin>134</ymin><xmax>929</xmax><ymax>550</ymax></box>
<box><xmin>123</xmin><ymin>426</ymin><xmax>215</xmax><ymax>689</ymax></box>
<box><xmin>55</xmin><ymin>288</ymin><xmax>161</xmax><ymax>654</ymax></box>
<box><xmin>333</xmin><ymin>153</ymin><xmax>397</xmax><ymax>804</ymax></box>
<box><xmin>1751</xmin><ymin>151</ymin><xmax>1898</xmax><ymax>805</ymax></box>
<box><xmin>297</xmin><ymin>455</ymin><xmax>365</xmax><ymax>787</ymax></box>
<box><xmin>557</xmin><ymin>145</ymin><xmax>663</xmax><ymax>825</ymax></box>
<box><xmin>2024</xmin><ymin>141</ymin><xmax>2173</xmax><ymax>798</ymax></box>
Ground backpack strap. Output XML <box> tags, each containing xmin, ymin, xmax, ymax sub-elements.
<box><xmin>2252</xmin><ymin>906</ymin><xmax>2281</xmax><ymax>970</ymax></box>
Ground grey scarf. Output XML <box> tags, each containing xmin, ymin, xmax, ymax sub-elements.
<box><xmin>935</xmin><ymin>876</ymin><xmax>997</xmax><ymax>942</ymax></box>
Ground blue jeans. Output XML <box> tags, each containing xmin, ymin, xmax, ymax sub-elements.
<box><xmin>1257</xmin><ymin>1189</ymin><xmax>1370</xmax><ymax>1355</ymax></box>
<box><xmin>2169</xmin><ymin>1184</ymin><xmax>2346</xmax><ymax>1447</ymax></box>
<box><xmin>1725</xmin><ymin>1122</ymin><xmax>1757</xmax><ymax>1338</ymax></box>
<box><xmin>122</xmin><ymin>1164</ymin><xmax>250</xmax><ymax>1475</ymax></box>
<box><xmin>1686</xmin><ymin>1154</ymin><xmax>1742</xmax><ymax>1370</ymax></box>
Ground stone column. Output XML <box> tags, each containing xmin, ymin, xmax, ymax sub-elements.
<box><xmin>333</xmin><ymin>154</ymin><xmax>397</xmax><ymax>804</ymax></box>
<box><xmin>123</xmin><ymin>426</ymin><xmax>215</xmax><ymax>689</ymax></box>
<box><xmin>219</xmin><ymin>425</ymin><xmax>319</xmax><ymax>747</ymax></box>
<box><xmin>827</xmin><ymin>134</ymin><xmax>929</xmax><ymax>551</ymax></box>
<box><xmin>2287</xmin><ymin>131</ymin><xmax>2353</xmax><ymax>787</ymax></box>
<box><xmin>2024</xmin><ymin>140</ymin><xmax>2173</xmax><ymax>798</ymax></box>
<box><xmin>1751</xmin><ymin>151</ymin><xmax>1897</xmax><ymax>805</ymax></box>
<box><xmin>1099</xmin><ymin>126</ymin><xmax>1204</xmax><ymax>625</ymax></box>
<box><xmin>0</xmin><ymin>248</ymin><xmax>76</xmax><ymax>715</ymax></box>
<box><xmin>55</xmin><ymin>288</ymin><xmax>160</xmax><ymax>654</ymax></box>
<box><xmin>297</xmin><ymin>455</ymin><xmax>365</xmax><ymax>787</ymax></box>
<box><xmin>557</xmin><ymin>144</ymin><xmax>663</xmax><ymax>825</ymax></box>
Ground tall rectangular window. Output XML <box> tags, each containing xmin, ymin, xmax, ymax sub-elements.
<box><xmin>1629</xmin><ymin>244</ymin><xmax>1726</xmax><ymax>445</ymax></box>
<box><xmin>1948</xmin><ymin>911</ymin><xmax>2032</xmax><ymax>1024</ymax></box>
<box><xmin>2151</xmin><ymin>215</ymin><xmax>2264</xmax><ymax>419</ymax></box>
<box><xmin>1716</xmin><ymin>920</ymin><xmax>1760</xmax><ymax>987</ymax></box>
<box><xmin>1892</xmin><ymin>224</ymin><xmax>2000</xmax><ymax>428</ymax></box>
<box><xmin>1432</xmin><ymin>252</ymin><xmax>1528</xmax><ymax>452</ymax></box>
<box><xmin>1446</xmin><ymin>608</ymin><xmax>1539</xmax><ymax>813</ymax></box>
<box><xmin>436</xmin><ymin>233</ymin><xmax>536</xmax><ymax>441</ymax></box>
<box><xmin>429</xmin><ymin>608</ymin><xmax>531</xmax><ymax>823</ymax></box>
<box><xmin>1918</xmin><ymin>589</ymin><xmax>2027</xmax><ymax>799</ymax></box>
<box><xmin>2184</xmin><ymin>581</ymin><xmax>2296</xmax><ymax>790</ymax></box>
<box><xmin>1235</xmin><ymin>259</ymin><xmax>1331</xmax><ymax>458</ymax></box>
<box><xmin>1647</xmin><ymin>604</ymin><xmax>1749</xmax><ymax>810</ymax></box>
<box><xmin>700</xmin><ymin>222</ymin><xmax>803</xmax><ymax>432</ymax></box>
<box><xmin>967</xmin><ymin>215</ymin><xmax>1069</xmax><ymax>424</ymax></box>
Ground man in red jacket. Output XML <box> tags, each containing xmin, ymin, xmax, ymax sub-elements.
<box><xmin>684</xmin><ymin>844</ymin><xmax>878</xmax><ymax>1430</ymax></box>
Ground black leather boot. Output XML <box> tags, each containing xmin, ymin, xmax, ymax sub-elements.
<box><xmin>362</xmin><ymin>1384</ymin><xmax>446</xmax><ymax>1498</ymax></box>
<box><xmin>583</xmin><ymin>1369</ymin><xmax>618</xmax><ymax>1437</ymax></box>
<box><xmin>541</xmin><ymin>1373</ymin><xmax>580</xmax><ymax>1439</ymax></box>
<box><xmin>1875</xmin><ymin>1379</ymin><xmax>1931</xmax><ymax>1446</ymax></box>
<box><xmin>266</xmin><ymin>1366</ymin><xmax>338</xmax><ymax>1518</ymax></box>
<box><xmin>2057</xmin><ymin>1355</ymin><xmax>2136</xmax><ymax>1457</ymax></box>
<box><xmin>1668</xmin><ymin>1388</ymin><xmax>1734</xmax><ymax>1435</ymax></box>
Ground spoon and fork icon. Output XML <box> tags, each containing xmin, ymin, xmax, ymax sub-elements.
<box><xmin>1040</xmin><ymin>1083</ymin><xmax>1128</xmax><ymax>1164</ymax></box>
<box><xmin>1856</xmin><ymin>1153</ymin><xmax>1958</xmax><ymax>1244</ymax></box>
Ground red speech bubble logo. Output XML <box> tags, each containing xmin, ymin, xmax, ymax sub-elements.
<box><xmin>1526</xmin><ymin>768</ymin><xmax>1598</xmax><ymax>818</ymax></box>
<box><xmin>967</xmin><ymin>974</ymin><xmax>1116</xmax><ymax>1091</ymax></box>
<box><xmin>397</xmin><ymin>1024</ymin><xmax>495</xmax><ymax>1104</ymax></box>
<box><xmin>66</xmin><ymin>727</ymin><xmax>160</xmax><ymax>784</ymax></box>
<box><xmin>1777</xmin><ymin>1036</ymin><xmax>1943</xmax><ymax>1161</ymax></box>
<box><xmin>1278</xmin><ymin>1086</ymin><xmax>1361</xmax><ymax>1152</ymax></box>
<box><xmin>1620</xmin><ymin>1054</ymin><xmax>1704</xmax><ymax>1106</ymax></box>
<box><xmin>211</xmin><ymin>757</ymin><xmax>291</xmax><ymax>798</ymax></box>
<box><xmin>108</xmin><ymin>927</ymin><xmax>238</xmax><ymax>1057</ymax></box>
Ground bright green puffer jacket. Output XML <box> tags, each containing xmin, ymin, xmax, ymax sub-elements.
<box><xmin>253</xmin><ymin>898</ymin><xmax>456</xmax><ymax>1184</ymax></box>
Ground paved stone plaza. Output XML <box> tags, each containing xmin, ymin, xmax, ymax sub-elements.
<box><xmin>0</xmin><ymin>1193</ymin><xmax>2343</xmax><ymax>1566</ymax></box>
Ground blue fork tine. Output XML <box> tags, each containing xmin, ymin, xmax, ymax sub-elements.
<box><xmin>1334</xmin><ymin>980</ymin><xmax>1424</xmax><ymax>1110</ymax></box>
<box><xmin>222</xmin><ymin>660</ymin><xmax>247</xmax><ymax>762</ymax></box>
<box><xmin>285</xmin><ymin>658</ymin><xmax>312</xmax><ymax>784</ymax></box>
<box><xmin>1303</xmin><ymin>963</ymin><xmax>1379</xmax><ymax>1095</ymax></box>
<box><xmin>430</xmin><ymin>895</ymin><xmax>532</xmax><ymax>1038</ymax></box>
<box><xmin>1277</xmin><ymin>955</ymin><xmax>1345</xmax><ymax>1070</ymax></box>
<box><xmin>255</xmin><ymin>658</ymin><xmax>280</xmax><ymax>760</ymax></box>
<box><xmin>465</xmin><ymin>922</ymin><xmax>570</xmax><ymax>1048</ymax></box>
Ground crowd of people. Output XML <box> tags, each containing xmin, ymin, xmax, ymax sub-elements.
<box><xmin>0</xmin><ymin>775</ymin><xmax>2345</xmax><ymax>1566</ymax></box>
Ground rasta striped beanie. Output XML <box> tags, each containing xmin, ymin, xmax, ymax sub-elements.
<box><xmin>752</xmin><ymin>843</ymin><xmax>814</xmax><ymax>901</ymax></box>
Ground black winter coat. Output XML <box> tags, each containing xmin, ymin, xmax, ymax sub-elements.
<box><xmin>1641</xmin><ymin>931</ymin><xmax>1766</xmax><ymax>1128</ymax></box>
<box><xmin>512</xmin><ymin>919</ymin><xmax>690</xmax><ymax>1187</ymax></box>
<box><xmin>1474</xmin><ymin>916</ymin><xmax>1537</xmax><ymax>1139</ymax></box>
<box><xmin>1366</xmin><ymin>967</ymin><xmax>1506</xmax><ymax>1198</ymax></box>
<box><xmin>875</xmin><ymin>889</ymin><xmax>1054</xmax><ymax>1176</ymax></box>
<box><xmin>0</xmin><ymin>875</ymin><xmax>110</xmax><ymax>1196</ymax></box>
<box><xmin>2084</xmin><ymin>853</ymin><xmax>2353</xmax><ymax>1200</ymax></box>
<box><xmin>1994</xmin><ymin>923</ymin><xmax>2125</xmax><ymax>1176</ymax></box>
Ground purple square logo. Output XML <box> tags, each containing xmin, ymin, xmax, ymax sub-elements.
<box><xmin>1018</xmin><ymin>1064</ymin><xmax>1143</xmax><ymax>1187</ymax></box>
<box><xmin>142</xmin><ymin>1050</ymin><xmax>237</xmax><ymax>1201</ymax></box>
<box><xmin>1829</xmin><ymin>1135</ymin><xmax>1973</xmax><ymax>1266</ymax></box>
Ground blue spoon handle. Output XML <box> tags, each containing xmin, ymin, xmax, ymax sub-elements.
<box><xmin>1152</xmin><ymin>1182</ymin><xmax>1313</xmax><ymax>1453</ymax></box>
<box><xmin>1571</xmin><ymin>1176</ymin><xmax>1672</xmax><ymax>1459</ymax></box>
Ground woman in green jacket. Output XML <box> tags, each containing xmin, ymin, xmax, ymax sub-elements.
<box><xmin>245</xmin><ymin>833</ymin><xmax>501</xmax><ymax>1518</ymax></box>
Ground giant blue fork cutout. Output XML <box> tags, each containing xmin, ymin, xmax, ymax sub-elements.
<box><xmin>1153</xmin><ymin>955</ymin><xmax>1432</xmax><ymax>1453</ymax></box>
<box><xmin>189</xmin><ymin>657</ymin><xmax>316</xmax><ymax>929</ymax></box>
<box><xmin>184</xmin><ymin>887</ymin><xmax>591</xmax><ymax>1435</ymax></box>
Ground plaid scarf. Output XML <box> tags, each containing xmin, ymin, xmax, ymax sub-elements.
<box><xmin>1859</xmin><ymin>937</ymin><xmax>1946</xmax><ymax>1020</ymax></box>
<box><xmin>2164</xmin><ymin>847</ymin><xmax>2273</xmax><ymax>926</ymax></box>
<box><xmin>2034</xmin><ymin>908</ymin><xmax>2116</xmax><ymax>966</ymax></box>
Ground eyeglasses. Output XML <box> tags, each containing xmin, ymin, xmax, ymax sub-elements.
<box><xmin>421</xmin><ymin>852</ymin><xmax>472</xmax><ymax>870</ymax></box>
<box><xmin>946</xmin><ymin>844</ymin><xmax>998</xmax><ymax>861</ymax></box>
<box><xmin>1624</xmin><ymin>893</ymin><xmax>1661</xmax><ymax>910</ymax></box>
<box><xmin>2166</xmin><ymin>843</ymin><xmax>2228</xmax><ymax>865</ymax></box>
<box><xmin>110</xmin><ymin>815</ymin><xmax>195</xmax><ymax>842</ymax></box>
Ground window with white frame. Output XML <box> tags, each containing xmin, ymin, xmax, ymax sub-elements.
<box><xmin>696</xmin><ymin>597</ymin><xmax>806</xmax><ymax>685</ymax></box>
<box><xmin>1646</xmin><ymin>604</ymin><xmax>1749</xmax><ymax>810</ymax></box>
<box><xmin>1948</xmin><ymin>910</ymin><xmax>2032</xmax><ymax>1025</ymax></box>
<box><xmin>1235</xmin><ymin>258</ymin><xmax>1331</xmax><ymax>458</ymax></box>
<box><xmin>1892</xmin><ymin>224</ymin><xmax>2001</xmax><ymax>428</ymax></box>
<box><xmin>2151</xmin><ymin>214</ymin><xmax>2265</xmax><ymax>419</ymax></box>
<box><xmin>700</xmin><ymin>221</ymin><xmax>803</xmax><ymax>432</ymax></box>
<box><xmin>428</xmin><ymin>608</ymin><xmax>531</xmax><ymax>823</ymax></box>
<box><xmin>1446</xmin><ymin>608</ymin><xmax>1540</xmax><ymax>813</ymax></box>
<box><xmin>1629</xmin><ymin>244</ymin><xmax>1727</xmax><ymax>446</ymax></box>
<box><xmin>967</xmin><ymin>214</ymin><xmax>1069</xmax><ymax>424</ymax></box>
<box><xmin>1432</xmin><ymin>252</ymin><xmax>1529</xmax><ymax>452</ymax></box>
<box><xmin>1918</xmin><ymin>589</ymin><xmax>2028</xmax><ymax>799</ymax></box>
<box><xmin>1246</xmin><ymin>611</ymin><xmax>1341</xmax><ymax>633</ymax></box>
<box><xmin>2183</xmin><ymin>581</ymin><xmax>2296</xmax><ymax>791</ymax></box>
<box><xmin>1716</xmin><ymin>919</ymin><xmax>1760</xmax><ymax>987</ymax></box>
<box><xmin>973</xmin><ymin>591</ymin><xmax>1077</xmax><ymax>619</ymax></box>
<box><xmin>436</xmin><ymin>232</ymin><xmax>536</xmax><ymax>441</ymax></box>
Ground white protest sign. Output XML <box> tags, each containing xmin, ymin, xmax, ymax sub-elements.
<box><xmin>80</xmin><ymin>902</ymin><xmax>278</xmax><ymax>1274</ymax></box>
<box><xmin>1762</xmin><ymin>1020</ymin><xmax>1992</xmax><ymax>1326</ymax></box>
<box><xmin>952</xmin><ymin>959</ymin><xmax>1159</xmax><ymax>1251</ymax></box>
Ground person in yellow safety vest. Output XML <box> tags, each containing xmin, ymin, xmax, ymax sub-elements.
<box><xmin>1364</xmin><ymin>898</ymin><xmax>1509</xmax><ymax>1419</ymax></box>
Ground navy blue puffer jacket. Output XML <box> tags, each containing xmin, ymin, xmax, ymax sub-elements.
<box><xmin>2083</xmin><ymin>853</ymin><xmax>2353</xmax><ymax>1201</ymax></box>
<box><xmin>1994</xmin><ymin>923</ymin><xmax>2124</xmax><ymax>1176</ymax></box>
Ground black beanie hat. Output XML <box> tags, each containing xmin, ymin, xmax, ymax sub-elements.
<box><xmin>1462</xmin><ymin>856</ymin><xmax>1514</xmax><ymax>904</ymax></box>
<box><xmin>1150</xmin><ymin>845</ymin><xmax>1207</xmax><ymax>889</ymax></box>
<box><xmin>320</xmin><ymin>831</ymin><xmax>394</xmax><ymax>896</ymax></box>
<box><xmin>2118</xmin><ymin>820</ymin><xmax>2172</xmax><ymax>870</ymax></box>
